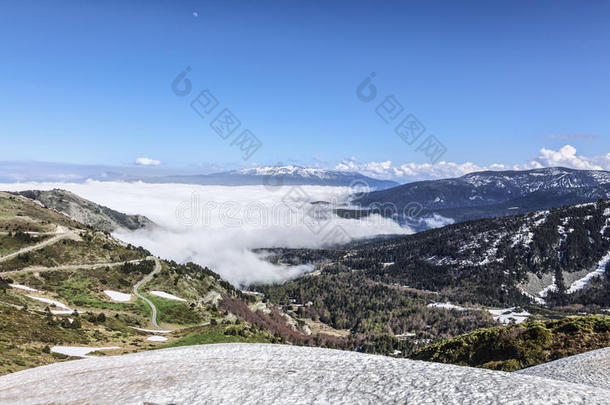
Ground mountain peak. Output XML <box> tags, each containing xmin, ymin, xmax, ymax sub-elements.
<box><xmin>150</xmin><ymin>166</ymin><xmax>399</xmax><ymax>189</ymax></box>
<box><xmin>233</xmin><ymin>165</ymin><xmax>331</xmax><ymax>178</ymax></box>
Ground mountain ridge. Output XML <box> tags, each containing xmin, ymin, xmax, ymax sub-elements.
<box><xmin>354</xmin><ymin>167</ymin><xmax>610</xmax><ymax>223</ymax></box>
<box><xmin>13</xmin><ymin>189</ymin><xmax>155</xmax><ymax>233</ymax></box>
<box><xmin>143</xmin><ymin>165</ymin><xmax>399</xmax><ymax>189</ymax></box>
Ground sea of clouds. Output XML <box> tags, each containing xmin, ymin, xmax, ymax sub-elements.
<box><xmin>1</xmin><ymin>181</ymin><xmax>419</xmax><ymax>286</ymax></box>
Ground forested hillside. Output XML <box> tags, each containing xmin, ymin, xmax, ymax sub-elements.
<box><xmin>3</xmin><ymin>190</ymin><xmax>608</xmax><ymax>374</ymax></box>
<box><xmin>354</xmin><ymin>167</ymin><xmax>610</xmax><ymax>223</ymax></box>
<box><xmin>412</xmin><ymin>316</ymin><xmax>610</xmax><ymax>372</ymax></box>
<box><xmin>258</xmin><ymin>199</ymin><xmax>610</xmax><ymax>308</ymax></box>
<box><xmin>255</xmin><ymin>200</ymin><xmax>610</xmax><ymax>358</ymax></box>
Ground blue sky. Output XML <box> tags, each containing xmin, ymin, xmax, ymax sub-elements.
<box><xmin>0</xmin><ymin>0</ymin><xmax>609</xmax><ymax>180</ymax></box>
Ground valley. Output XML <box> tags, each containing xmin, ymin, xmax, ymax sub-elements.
<box><xmin>3</xmin><ymin>3</ymin><xmax>609</xmax><ymax>402</ymax></box>
<box><xmin>0</xmin><ymin>192</ymin><xmax>283</xmax><ymax>375</ymax></box>
<box><xmin>1</xmin><ymin>185</ymin><xmax>608</xmax><ymax>378</ymax></box>
<box><xmin>253</xmin><ymin>197</ymin><xmax>610</xmax><ymax>358</ymax></box>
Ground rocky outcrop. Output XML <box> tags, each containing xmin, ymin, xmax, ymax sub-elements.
<box><xmin>15</xmin><ymin>189</ymin><xmax>154</xmax><ymax>233</ymax></box>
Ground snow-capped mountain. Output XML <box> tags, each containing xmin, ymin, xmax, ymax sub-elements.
<box><xmin>460</xmin><ymin>167</ymin><xmax>610</xmax><ymax>191</ymax></box>
<box><xmin>147</xmin><ymin>165</ymin><xmax>399</xmax><ymax>189</ymax></box>
<box><xmin>234</xmin><ymin>166</ymin><xmax>346</xmax><ymax>178</ymax></box>
<box><xmin>355</xmin><ymin>167</ymin><xmax>610</xmax><ymax>222</ymax></box>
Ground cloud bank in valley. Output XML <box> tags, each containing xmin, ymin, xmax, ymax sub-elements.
<box><xmin>0</xmin><ymin>181</ymin><xmax>411</xmax><ymax>286</ymax></box>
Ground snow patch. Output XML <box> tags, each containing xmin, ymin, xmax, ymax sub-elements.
<box><xmin>103</xmin><ymin>290</ymin><xmax>132</xmax><ymax>302</ymax></box>
<box><xmin>488</xmin><ymin>308</ymin><xmax>530</xmax><ymax>324</ymax></box>
<box><xmin>25</xmin><ymin>295</ymin><xmax>72</xmax><ymax>314</ymax></box>
<box><xmin>9</xmin><ymin>284</ymin><xmax>39</xmax><ymax>292</ymax></box>
<box><xmin>150</xmin><ymin>291</ymin><xmax>186</xmax><ymax>302</ymax></box>
<box><xmin>51</xmin><ymin>346</ymin><xmax>120</xmax><ymax>358</ymax></box>
<box><xmin>539</xmin><ymin>276</ymin><xmax>558</xmax><ymax>298</ymax></box>
<box><xmin>566</xmin><ymin>251</ymin><xmax>610</xmax><ymax>294</ymax></box>
<box><xmin>520</xmin><ymin>289</ymin><xmax>546</xmax><ymax>305</ymax></box>
<box><xmin>146</xmin><ymin>336</ymin><xmax>168</xmax><ymax>342</ymax></box>
<box><xmin>129</xmin><ymin>327</ymin><xmax>172</xmax><ymax>334</ymax></box>
<box><xmin>427</xmin><ymin>302</ymin><xmax>467</xmax><ymax>311</ymax></box>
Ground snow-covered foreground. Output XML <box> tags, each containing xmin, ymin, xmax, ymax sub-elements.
<box><xmin>517</xmin><ymin>347</ymin><xmax>610</xmax><ymax>390</ymax></box>
<box><xmin>1</xmin><ymin>344</ymin><xmax>609</xmax><ymax>405</ymax></box>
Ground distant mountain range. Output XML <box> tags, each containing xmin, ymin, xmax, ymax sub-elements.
<box><xmin>353</xmin><ymin>167</ymin><xmax>610</xmax><ymax>223</ymax></box>
<box><xmin>143</xmin><ymin>166</ymin><xmax>399</xmax><ymax>189</ymax></box>
<box><xmin>0</xmin><ymin>162</ymin><xmax>399</xmax><ymax>190</ymax></box>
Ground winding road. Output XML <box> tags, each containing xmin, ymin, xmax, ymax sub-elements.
<box><xmin>3</xmin><ymin>256</ymin><xmax>166</xmax><ymax>332</ymax></box>
<box><xmin>0</xmin><ymin>259</ymin><xmax>144</xmax><ymax>276</ymax></box>
<box><xmin>133</xmin><ymin>257</ymin><xmax>163</xmax><ymax>330</ymax></box>
<box><xmin>1</xmin><ymin>221</ymin><xmax>167</xmax><ymax>331</ymax></box>
<box><xmin>2</xmin><ymin>253</ymin><xmax>164</xmax><ymax>331</ymax></box>
<box><xmin>0</xmin><ymin>231</ymin><xmax>74</xmax><ymax>263</ymax></box>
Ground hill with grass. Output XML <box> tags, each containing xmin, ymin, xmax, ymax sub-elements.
<box><xmin>412</xmin><ymin>316</ymin><xmax>610</xmax><ymax>371</ymax></box>
<box><xmin>14</xmin><ymin>189</ymin><xmax>154</xmax><ymax>233</ymax></box>
<box><xmin>254</xmin><ymin>199</ymin><xmax>610</xmax><ymax>358</ymax></box>
<box><xmin>0</xmin><ymin>192</ymin><xmax>294</xmax><ymax>375</ymax></box>
<box><xmin>1</xmin><ymin>189</ymin><xmax>608</xmax><ymax>385</ymax></box>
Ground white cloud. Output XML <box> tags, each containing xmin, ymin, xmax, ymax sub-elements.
<box><xmin>0</xmin><ymin>181</ymin><xmax>410</xmax><ymax>286</ymax></box>
<box><xmin>335</xmin><ymin>159</ymin><xmax>393</xmax><ymax>176</ymax></box>
<box><xmin>537</xmin><ymin>145</ymin><xmax>603</xmax><ymax>170</ymax></box>
<box><xmin>335</xmin><ymin>145</ymin><xmax>610</xmax><ymax>181</ymax></box>
<box><xmin>592</xmin><ymin>153</ymin><xmax>610</xmax><ymax>169</ymax></box>
<box><xmin>135</xmin><ymin>157</ymin><xmax>161</xmax><ymax>166</ymax></box>
<box><xmin>335</xmin><ymin>157</ymin><xmax>494</xmax><ymax>180</ymax></box>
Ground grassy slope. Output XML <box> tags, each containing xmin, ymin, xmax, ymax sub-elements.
<box><xmin>0</xmin><ymin>192</ymin><xmax>288</xmax><ymax>375</ymax></box>
<box><xmin>412</xmin><ymin>316</ymin><xmax>610</xmax><ymax>371</ymax></box>
<box><xmin>3</xmin><ymin>190</ymin><xmax>607</xmax><ymax>377</ymax></box>
<box><xmin>0</xmin><ymin>235</ymin><xmax>145</xmax><ymax>271</ymax></box>
<box><xmin>0</xmin><ymin>193</ymin><xmax>83</xmax><ymax>232</ymax></box>
<box><xmin>162</xmin><ymin>324</ymin><xmax>278</xmax><ymax>348</ymax></box>
<box><xmin>0</xmin><ymin>234</ymin><xmax>51</xmax><ymax>256</ymax></box>
<box><xmin>10</xmin><ymin>263</ymin><xmax>153</xmax><ymax>315</ymax></box>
